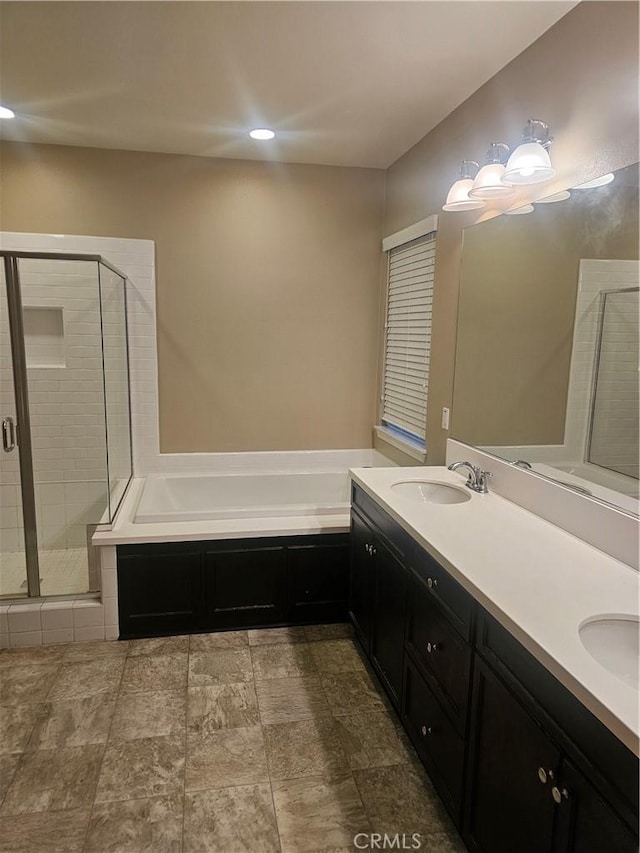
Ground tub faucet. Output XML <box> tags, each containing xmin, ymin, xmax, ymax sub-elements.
<box><xmin>447</xmin><ymin>461</ymin><xmax>492</xmax><ymax>494</ymax></box>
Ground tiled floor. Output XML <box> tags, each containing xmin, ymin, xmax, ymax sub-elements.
<box><xmin>0</xmin><ymin>624</ymin><xmax>466</xmax><ymax>852</ymax></box>
<box><xmin>0</xmin><ymin>548</ymin><xmax>89</xmax><ymax>598</ymax></box>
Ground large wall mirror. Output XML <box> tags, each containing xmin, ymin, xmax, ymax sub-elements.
<box><xmin>452</xmin><ymin>162</ymin><xmax>639</xmax><ymax>517</ymax></box>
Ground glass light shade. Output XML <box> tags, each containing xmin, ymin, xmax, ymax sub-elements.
<box><xmin>0</xmin><ymin>105</ymin><xmax>15</xmax><ymax>119</ymax></box>
<box><xmin>573</xmin><ymin>173</ymin><xmax>615</xmax><ymax>189</ymax></box>
<box><xmin>505</xmin><ymin>203</ymin><xmax>534</xmax><ymax>215</ymax></box>
<box><xmin>503</xmin><ymin>142</ymin><xmax>555</xmax><ymax>185</ymax></box>
<box><xmin>468</xmin><ymin>163</ymin><xmax>514</xmax><ymax>199</ymax></box>
<box><xmin>442</xmin><ymin>179</ymin><xmax>485</xmax><ymax>211</ymax></box>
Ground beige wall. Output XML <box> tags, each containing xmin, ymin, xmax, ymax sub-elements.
<box><xmin>0</xmin><ymin>143</ymin><xmax>385</xmax><ymax>452</ymax></box>
<box><xmin>383</xmin><ymin>1</ymin><xmax>639</xmax><ymax>464</ymax></box>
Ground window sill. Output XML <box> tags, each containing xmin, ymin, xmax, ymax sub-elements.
<box><xmin>374</xmin><ymin>426</ymin><xmax>426</xmax><ymax>463</ymax></box>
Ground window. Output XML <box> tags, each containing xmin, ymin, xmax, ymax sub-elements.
<box><xmin>380</xmin><ymin>231</ymin><xmax>436</xmax><ymax>452</ymax></box>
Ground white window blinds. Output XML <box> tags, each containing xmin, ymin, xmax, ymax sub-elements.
<box><xmin>381</xmin><ymin>232</ymin><xmax>435</xmax><ymax>443</ymax></box>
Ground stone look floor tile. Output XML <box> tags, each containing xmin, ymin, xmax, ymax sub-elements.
<box><xmin>0</xmin><ymin>704</ymin><xmax>47</xmax><ymax>754</ymax></box>
<box><xmin>110</xmin><ymin>690</ymin><xmax>186</xmax><ymax>741</ymax></box>
<box><xmin>128</xmin><ymin>636</ymin><xmax>189</xmax><ymax>657</ymax></box>
<box><xmin>321</xmin><ymin>671</ymin><xmax>387</xmax><ymax>715</ymax></box>
<box><xmin>272</xmin><ymin>772</ymin><xmax>370</xmax><ymax>853</ymax></box>
<box><xmin>63</xmin><ymin>640</ymin><xmax>128</xmax><ymax>663</ymax></box>
<box><xmin>0</xmin><ymin>807</ymin><xmax>91</xmax><ymax>853</ymax></box>
<box><xmin>421</xmin><ymin>829</ymin><xmax>468</xmax><ymax>852</ymax></box>
<box><xmin>27</xmin><ymin>695</ymin><xmax>116</xmax><ymax>751</ymax></box>
<box><xmin>304</xmin><ymin>622</ymin><xmax>354</xmax><ymax>642</ymax></box>
<box><xmin>263</xmin><ymin>716</ymin><xmax>349</xmax><ymax>780</ymax></box>
<box><xmin>353</xmin><ymin>764</ymin><xmax>449</xmax><ymax>837</ymax></box>
<box><xmin>248</xmin><ymin>626</ymin><xmax>308</xmax><ymax>646</ymax></box>
<box><xmin>188</xmin><ymin>683</ymin><xmax>260</xmax><ymax>732</ymax></box>
<box><xmin>47</xmin><ymin>658</ymin><xmax>124</xmax><ymax>701</ymax></box>
<box><xmin>0</xmin><ymin>664</ymin><xmax>60</xmax><ymax>706</ymax></box>
<box><xmin>250</xmin><ymin>642</ymin><xmax>318</xmax><ymax>680</ymax></box>
<box><xmin>84</xmin><ymin>794</ymin><xmax>183</xmax><ymax>853</ymax></box>
<box><xmin>310</xmin><ymin>639</ymin><xmax>367</xmax><ymax>674</ymax></box>
<box><xmin>190</xmin><ymin>630</ymin><xmax>248</xmax><ymax>650</ymax></box>
<box><xmin>255</xmin><ymin>676</ymin><xmax>331</xmax><ymax>724</ymax></box>
<box><xmin>95</xmin><ymin>734</ymin><xmax>185</xmax><ymax>803</ymax></box>
<box><xmin>0</xmin><ymin>645</ymin><xmax>66</xmax><ymax>669</ymax></box>
<box><xmin>120</xmin><ymin>653</ymin><xmax>188</xmax><ymax>693</ymax></box>
<box><xmin>1</xmin><ymin>744</ymin><xmax>104</xmax><ymax>815</ymax></box>
<box><xmin>334</xmin><ymin>711</ymin><xmax>412</xmax><ymax>769</ymax></box>
<box><xmin>186</xmin><ymin>725</ymin><xmax>269</xmax><ymax>791</ymax></box>
<box><xmin>189</xmin><ymin>647</ymin><xmax>253</xmax><ymax>685</ymax></box>
<box><xmin>0</xmin><ymin>754</ymin><xmax>21</xmax><ymax>804</ymax></box>
<box><xmin>184</xmin><ymin>784</ymin><xmax>280</xmax><ymax>853</ymax></box>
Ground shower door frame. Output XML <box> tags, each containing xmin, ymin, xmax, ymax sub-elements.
<box><xmin>1</xmin><ymin>250</ymin><xmax>133</xmax><ymax>600</ymax></box>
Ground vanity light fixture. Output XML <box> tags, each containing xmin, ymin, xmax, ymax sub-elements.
<box><xmin>536</xmin><ymin>190</ymin><xmax>571</xmax><ymax>204</ymax></box>
<box><xmin>503</xmin><ymin>119</ymin><xmax>556</xmax><ymax>185</ymax></box>
<box><xmin>249</xmin><ymin>128</ymin><xmax>275</xmax><ymax>140</ymax></box>
<box><xmin>0</xmin><ymin>105</ymin><xmax>15</xmax><ymax>119</ymax></box>
<box><xmin>573</xmin><ymin>173</ymin><xmax>615</xmax><ymax>189</ymax></box>
<box><xmin>468</xmin><ymin>143</ymin><xmax>514</xmax><ymax>199</ymax></box>
<box><xmin>442</xmin><ymin>161</ymin><xmax>486</xmax><ymax>212</ymax></box>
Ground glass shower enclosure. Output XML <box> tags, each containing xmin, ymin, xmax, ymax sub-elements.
<box><xmin>0</xmin><ymin>252</ymin><xmax>132</xmax><ymax>599</ymax></box>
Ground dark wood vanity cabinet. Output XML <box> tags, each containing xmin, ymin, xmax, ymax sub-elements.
<box><xmin>348</xmin><ymin>484</ymin><xmax>639</xmax><ymax>853</ymax></box>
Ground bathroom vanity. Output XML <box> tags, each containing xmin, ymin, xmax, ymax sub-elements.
<box><xmin>349</xmin><ymin>468</ymin><xmax>639</xmax><ymax>853</ymax></box>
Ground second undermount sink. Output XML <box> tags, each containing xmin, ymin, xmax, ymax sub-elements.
<box><xmin>579</xmin><ymin>616</ymin><xmax>640</xmax><ymax>690</ymax></box>
<box><xmin>390</xmin><ymin>480</ymin><xmax>471</xmax><ymax>505</ymax></box>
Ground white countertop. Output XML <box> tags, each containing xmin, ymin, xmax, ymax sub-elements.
<box><xmin>349</xmin><ymin>466</ymin><xmax>640</xmax><ymax>756</ymax></box>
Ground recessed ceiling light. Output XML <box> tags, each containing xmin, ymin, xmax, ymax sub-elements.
<box><xmin>572</xmin><ymin>173</ymin><xmax>615</xmax><ymax>189</ymax></box>
<box><xmin>249</xmin><ymin>128</ymin><xmax>275</xmax><ymax>141</ymax></box>
<box><xmin>0</xmin><ymin>106</ymin><xmax>15</xmax><ymax>119</ymax></box>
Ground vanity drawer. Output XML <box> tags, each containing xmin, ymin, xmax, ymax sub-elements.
<box><xmin>411</xmin><ymin>544</ymin><xmax>474</xmax><ymax>641</ymax></box>
<box><xmin>406</xmin><ymin>569</ymin><xmax>472</xmax><ymax>732</ymax></box>
<box><xmin>403</xmin><ymin>656</ymin><xmax>465</xmax><ymax>821</ymax></box>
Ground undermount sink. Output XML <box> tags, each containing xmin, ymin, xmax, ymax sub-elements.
<box><xmin>579</xmin><ymin>616</ymin><xmax>640</xmax><ymax>690</ymax></box>
<box><xmin>390</xmin><ymin>480</ymin><xmax>471</xmax><ymax>505</ymax></box>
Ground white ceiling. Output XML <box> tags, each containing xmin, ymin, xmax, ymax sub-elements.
<box><xmin>0</xmin><ymin>1</ymin><xmax>577</xmax><ymax>169</ymax></box>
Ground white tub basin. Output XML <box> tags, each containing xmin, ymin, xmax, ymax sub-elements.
<box><xmin>579</xmin><ymin>616</ymin><xmax>639</xmax><ymax>690</ymax></box>
<box><xmin>390</xmin><ymin>480</ymin><xmax>471</xmax><ymax>505</ymax></box>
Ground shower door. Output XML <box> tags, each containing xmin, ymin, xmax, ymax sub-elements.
<box><xmin>0</xmin><ymin>257</ymin><xmax>39</xmax><ymax>597</ymax></box>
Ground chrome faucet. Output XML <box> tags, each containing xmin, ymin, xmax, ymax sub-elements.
<box><xmin>447</xmin><ymin>461</ymin><xmax>492</xmax><ymax>494</ymax></box>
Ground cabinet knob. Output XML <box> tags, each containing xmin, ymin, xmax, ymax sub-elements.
<box><xmin>537</xmin><ymin>767</ymin><xmax>554</xmax><ymax>784</ymax></box>
<box><xmin>372</xmin><ymin>547</ymin><xmax>376</xmax><ymax>556</ymax></box>
<box><xmin>420</xmin><ymin>725</ymin><xmax>432</xmax><ymax>736</ymax></box>
<box><xmin>426</xmin><ymin>577</ymin><xmax>438</xmax><ymax>589</ymax></box>
<box><xmin>551</xmin><ymin>786</ymin><xmax>569</xmax><ymax>804</ymax></box>
<box><xmin>426</xmin><ymin>642</ymin><xmax>439</xmax><ymax>654</ymax></box>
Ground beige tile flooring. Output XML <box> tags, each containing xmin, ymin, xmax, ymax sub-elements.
<box><xmin>0</xmin><ymin>624</ymin><xmax>466</xmax><ymax>852</ymax></box>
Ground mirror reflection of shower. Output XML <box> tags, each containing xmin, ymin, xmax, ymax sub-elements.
<box><xmin>587</xmin><ymin>287</ymin><xmax>639</xmax><ymax>484</ymax></box>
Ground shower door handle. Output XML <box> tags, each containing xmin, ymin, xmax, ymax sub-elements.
<box><xmin>2</xmin><ymin>417</ymin><xmax>16</xmax><ymax>452</ymax></box>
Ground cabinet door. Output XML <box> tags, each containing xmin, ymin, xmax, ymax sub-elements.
<box><xmin>349</xmin><ymin>510</ymin><xmax>375</xmax><ymax>650</ymax></box>
<box><xmin>286</xmin><ymin>542</ymin><xmax>349</xmax><ymax>624</ymax></box>
<box><xmin>553</xmin><ymin>758</ymin><xmax>638</xmax><ymax>853</ymax></box>
<box><xmin>117</xmin><ymin>550</ymin><xmax>203</xmax><ymax>638</ymax></box>
<box><xmin>205</xmin><ymin>547</ymin><xmax>284</xmax><ymax>629</ymax></box>
<box><xmin>465</xmin><ymin>659</ymin><xmax>560</xmax><ymax>853</ymax></box>
<box><xmin>370</xmin><ymin>536</ymin><xmax>407</xmax><ymax>707</ymax></box>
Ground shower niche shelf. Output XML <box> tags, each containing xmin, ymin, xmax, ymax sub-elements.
<box><xmin>23</xmin><ymin>305</ymin><xmax>66</xmax><ymax>368</ymax></box>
